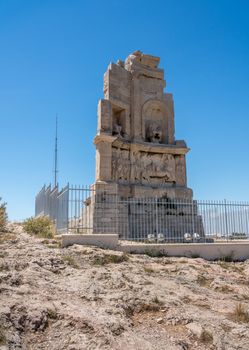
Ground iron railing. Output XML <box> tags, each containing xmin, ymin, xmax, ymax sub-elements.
<box><xmin>35</xmin><ymin>184</ymin><xmax>249</xmax><ymax>242</ymax></box>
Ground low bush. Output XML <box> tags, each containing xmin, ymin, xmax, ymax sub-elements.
<box><xmin>23</xmin><ymin>216</ymin><xmax>55</xmax><ymax>239</ymax></box>
<box><xmin>200</xmin><ymin>329</ymin><xmax>213</xmax><ymax>344</ymax></box>
<box><xmin>152</xmin><ymin>295</ymin><xmax>163</xmax><ymax>305</ymax></box>
<box><xmin>93</xmin><ymin>253</ymin><xmax>129</xmax><ymax>266</ymax></box>
<box><xmin>0</xmin><ymin>324</ymin><xmax>6</xmax><ymax>346</ymax></box>
<box><xmin>145</xmin><ymin>250</ymin><xmax>167</xmax><ymax>258</ymax></box>
<box><xmin>62</xmin><ymin>255</ymin><xmax>79</xmax><ymax>268</ymax></box>
<box><xmin>0</xmin><ymin>197</ymin><xmax>7</xmax><ymax>232</ymax></box>
<box><xmin>47</xmin><ymin>308</ymin><xmax>58</xmax><ymax>320</ymax></box>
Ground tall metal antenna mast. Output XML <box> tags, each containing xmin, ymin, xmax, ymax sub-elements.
<box><xmin>54</xmin><ymin>115</ymin><xmax>58</xmax><ymax>187</ymax></box>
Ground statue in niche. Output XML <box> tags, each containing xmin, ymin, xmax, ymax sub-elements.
<box><xmin>146</xmin><ymin>122</ymin><xmax>162</xmax><ymax>143</ymax></box>
<box><xmin>112</xmin><ymin>122</ymin><xmax>122</xmax><ymax>137</ymax></box>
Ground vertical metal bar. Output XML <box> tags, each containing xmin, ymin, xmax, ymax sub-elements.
<box><xmin>224</xmin><ymin>199</ymin><xmax>229</xmax><ymax>241</ymax></box>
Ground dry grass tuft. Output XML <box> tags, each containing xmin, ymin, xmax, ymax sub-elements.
<box><xmin>47</xmin><ymin>308</ymin><xmax>58</xmax><ymax>320</ymax></box>
<box><xmin>137</xmin><ymin>302</ymin><xmax>161</xmax><ymax>313</ymax></box>
<box><xmin>230</xmin><ymin>303</ymin><xmax>249</xmax><ymax>323</ymax></box>
<box><xmin>0</xmin><ymin>324</ymin><xmax>6</xmax><ymax>345</ymax></box>
<box><xmin>144</xmin><ymin>266</ymin><xmax>155</xmax><ymax>274</ymax></box>
<box><xmin>197</xmin><ymin>274</ymin><xmax>213</xmax><ymax>287</ymax></box>
<box><xmin>0</xmin><ymin>233</ymin><xmax>16</xmax><ymax>244</ymax></box>
<box><xmin>0</xmin><ymin>263</ymin><xmax>9</xmax><ymax>272</ymax></box>
<box><xmin>200</xmin><ymin>329</ymin><xmax>213</xmax><ymax>344</ymax></box>
<box><xmin>93</xmin><ymin>253</ymin><xmax>129</xmax><ymax>266</ymax></box>
<box><xmin>152</xmin><ymin>295</ymin><xmax>163</xmax><ymax>305</ymax></box>
<box><xmin>62</xmin><ymin>255</ymin><xmax>79</xmax><ymax>269</ymax></box>
<box><xmin>217</xmin><ymin>284</ymin><xmax>233</xmax><ymax>293</ymax></box>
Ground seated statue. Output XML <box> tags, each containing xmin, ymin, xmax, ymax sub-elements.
<box><xmin>146</xmin><ymin>122</ymin><xmax>162</xmax><ymax>143</ymax></box>
<box><xmin>113</xmin><ymin>122</ymin><xmax>122</xmax><ymax>137</ymax></box>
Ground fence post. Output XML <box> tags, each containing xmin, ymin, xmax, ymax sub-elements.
<box><xmin>224</xmin><ymin>199</ymin><xmax>229</xmax><ymax>241</ymax></box>
<box><xmin>66</xmin><ymin>183</ymin><xmax>70</xmax><ymax>234</ymax></box>
<box><xmin>191</xmin><ymin>199</ymin><xmax>195</xmax><ymax>236</ymax></box>
<box><xmin>116</xmin><ymin>185</ymin><xmax>118</xmax><ymax>236</ymax></box>
<box><xmin>155</xmin><ymin>196</ymin><xmax>158</xmax><ymax>242</ymax></box>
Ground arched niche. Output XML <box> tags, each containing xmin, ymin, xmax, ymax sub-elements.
<box><xmin>141</xmin><ymin>99</ymin><xmax>168</xmax><ymax>144</ymax></box>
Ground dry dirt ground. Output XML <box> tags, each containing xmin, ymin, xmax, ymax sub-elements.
<box><xmin>1</xmin><ymin>224</ymin><xmax>249</xmax><ymax>350</ymax></box>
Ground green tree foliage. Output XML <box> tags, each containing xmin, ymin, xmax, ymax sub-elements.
<box><xmin>0</xmin><ymin>197</ymin><xmax>7</xmax><ymax>231</ymax></box>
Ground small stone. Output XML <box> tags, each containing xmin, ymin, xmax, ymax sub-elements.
<box><xmin>186</xmin><ymin>322</ymin><xmax>203</xmax><ymax>337</ymax></box>
<box><xmin>156</xmin><ymin>317</ymin><xmax>164</xmax><ymax>324</ymax></box>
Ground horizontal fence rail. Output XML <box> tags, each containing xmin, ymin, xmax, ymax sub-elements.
<box><xmin>35</xmin><ymin>184</ymin><xmax>249</xmax><ymax>243</ymax></box>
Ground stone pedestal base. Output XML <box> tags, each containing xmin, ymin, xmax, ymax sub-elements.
<box><xmin>87</xmin><ymin>181</ymin><xmax>204</xmax><ymax>242</ymax></box>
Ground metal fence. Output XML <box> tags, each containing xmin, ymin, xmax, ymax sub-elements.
<box><xmin>35</xmin><ymin>184</ymin><xmax>69</xmax><ymax>233</ymax></box>
<box><xmin>35</xmin><ymin>184</ymin><xmax>249</xmax><ymax>243</ymax></box>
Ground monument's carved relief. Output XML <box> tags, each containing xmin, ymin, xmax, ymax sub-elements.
<box><xmin>111</xmin><ymin>148</ymin><xmax>176</xmax><ymax>185</ymax></box>
<box><xmin>94</xmin><ymin>50</ymin><xmax>193</xmax><ymax>200</ymax></box>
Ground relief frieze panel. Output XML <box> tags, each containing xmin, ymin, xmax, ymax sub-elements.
<box><xmin>111</xmin><ymin>148</ymin><xmax>176</xmax><ymax>185</ymax></box>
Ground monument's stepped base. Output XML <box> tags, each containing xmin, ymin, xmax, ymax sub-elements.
<box><xmin>86</xmin><ymin>182</ymin><xmax>205</xmax><ymax>241</ymax></box>
<box><xmin>92</xmin><ymin>197</ymin><xmax>204</xmax><ymax>240</ymax></box>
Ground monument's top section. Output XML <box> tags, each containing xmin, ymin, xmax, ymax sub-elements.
<box><xmin>97</xmin><ymin>50</ymin><xmax>177</xmax><ymax>145</ymax></box>
<box><xmin>94</xmin><ymin>51</ymin><xmax>191</xmax><ymax>194</ymax></box>
<box><xmin>114</xmin><ymin>50</ymin><xmax>164</xmax><ymax>82</ymax></box>
<box><xmin>124</xmin><ymin>50</ymin><xmax>160</xmax><ymax>70</ymax></box>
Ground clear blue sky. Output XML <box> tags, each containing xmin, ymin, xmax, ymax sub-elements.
<box><xmin>0</xmin><ymin>0</ymin><xmax>249</xmax><ymax>220</ymax></box>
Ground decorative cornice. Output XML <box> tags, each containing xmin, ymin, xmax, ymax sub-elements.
<box><xmin>94</xmin><ymin>133</ymin><xmax>190</xmax><ymax>155</ymax></box>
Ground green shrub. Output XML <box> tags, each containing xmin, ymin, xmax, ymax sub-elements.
<box><xmin>93</xmin><ymin>253</ymin><xmax>129</xmax><ymax>266</ymax></box>
<box><xmin>0</xmin><ymin>197</ymin><xmax>7</xmax><ymax>232</ymax></box>
<box><xmin>145</xmin><ymin>250</ymin><xmax>167</xmax><ymax>258</ymax></box>
<box><xmin>152</xmin><ymin>295</ymin><xmax>163</xmax><ymax>305</ymax></box>
<box><xmin>200</xmin><ymin>329</ymin><xmax>213</xmax><ymax>344</ymax></box>
<box><xmin>23</xmin><ymin>216</ymin><xmax>55</xmax><ymax>238</ymax></box>
<box><xmin>0</xmin><ymin>324</ymin><xmax>6</xmax><ymax>345</ymax></box>
<box><xmin>219</xmin><ymin>251</ymin><xmax>235</xmax><ymax>262</ymax></box>
<box><xmin>62</xmin><ymin>255</ymin><xmax>79</xmax><ymax>268</ymax></box>
<box><xmin>190</xmin><ymin>253</ymin><xmax>200</xmax><ymax>259</ymax></box>
<box><xmin>47</xmin><ymin>308</ymin><xmax>58</xmax><ymax>319</ymax></box>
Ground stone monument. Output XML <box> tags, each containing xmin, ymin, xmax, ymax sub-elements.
<box><xmin>94</xmin><ymin>50</ymin><xmax>191</xmax><ymax>198</ymax></box>
<box><xmin>91</xmin><ymin>51</ymin><xmax>204</xmax><ymax>241</ymax></box>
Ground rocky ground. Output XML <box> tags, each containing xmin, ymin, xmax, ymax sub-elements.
<box><xmin>1</xmin><ymin>225</ymin><xmax>249</xmax><ymax>349</ymax></box>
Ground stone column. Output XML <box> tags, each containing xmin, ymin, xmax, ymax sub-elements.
<box><xmin>97</xmin><ymin>99</ymin><xmax>112</xmax><ymax>134</ymax></box>
<box><xmin>164</xmin><ymin>93</ymin><xmax>175</xmax><ymax>144</ymax></box>
<box><xmin>132</xmin><ymin>76</ymin><xmax>142</xmax><ymax>141</ymax></box>
<box><xmin>175</xmin><ymin>155</ymin><xmax>187</xmax><ymax>186</ymax></box>
<box><xmin>95</xmin><ymin>141</ymin><xmax>112</xmax><ymax>181</ymax></box>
